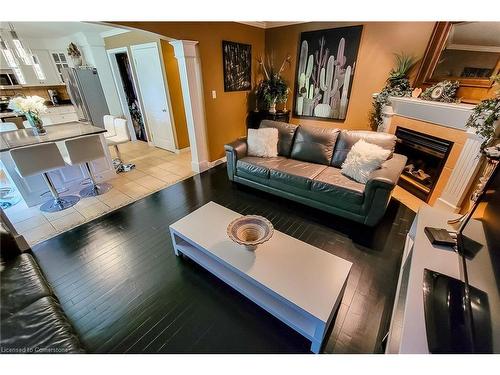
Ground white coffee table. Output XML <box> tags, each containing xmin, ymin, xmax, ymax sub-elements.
<box><xmin>169</xmin><ymin>201</ymin><xmax>352</xmax><ymax>353</ymax></box>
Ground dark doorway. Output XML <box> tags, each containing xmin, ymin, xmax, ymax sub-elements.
<box><xmin>115</xmin><ymin>52</ymin><xmax>147</xmax><ymax>142</ymax></box>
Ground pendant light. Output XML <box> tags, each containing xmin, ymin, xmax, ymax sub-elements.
<box><xmin>0</xmin><ymin>34</ymin><xmax>26</xmax><ymax>84</ymax></box>
<box><xmin>9</xmin><ymin>23</ymin><xmax>31</xmax><ymax>65</ymax></box>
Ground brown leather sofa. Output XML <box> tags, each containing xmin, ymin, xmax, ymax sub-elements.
<box><xmin>0</xmin><ymin>217</ymin><xmax>84</xmax><ymax>353</ymax></box>
<box><xmin>225</xmin><ymin>120</ymin><xmax>407</xmax><ymax>226</ymax></box>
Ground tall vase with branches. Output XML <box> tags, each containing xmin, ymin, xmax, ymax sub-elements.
<box><xmin>256</xmin><ymin>53</ymin><xmax>291</xmax><ymax>113</ymax></box>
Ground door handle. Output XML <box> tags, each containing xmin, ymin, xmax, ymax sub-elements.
<box><xmin>162</xmin><ymin>109</ymin><xmax>167</xmax><ymax>112</ymax></box>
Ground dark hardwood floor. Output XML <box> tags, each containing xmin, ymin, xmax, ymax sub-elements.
<box><xmin>32</xmin><ymin>164</ymin><xmax>415</xmax><ymax>353</ymax></box>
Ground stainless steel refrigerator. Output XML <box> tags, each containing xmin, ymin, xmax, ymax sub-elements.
<box><xmin>62</xmin><ymin>67</ymin><xmax>109</xmax><ymax>128</ymax></box>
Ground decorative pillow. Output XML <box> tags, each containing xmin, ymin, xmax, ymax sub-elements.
<box><xmin>331</xmin><ymin>130</ymin><xmax>396</xmax><ymax>167</ymax></box>
<box><xmin>341</xmin><ymin>139</ymin><xmax>391</xmax><ymax>183</ymax></box>
<box><xmin>259</xmin><ymin>120</ymin><xmax>298</xmax><ymax>157</ymax></box>
<box><xmin>247</xmin><ymin>128</ymin><xmax>279</xmax><ymax>158</ymax></box>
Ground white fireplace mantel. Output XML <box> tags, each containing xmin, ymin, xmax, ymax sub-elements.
<box><xmin>388</xmin><ymin>97</ymin><xmax>475</xmax><ymax>131</ymax></box>
<box><xmin>381</xmin><ymin>96</ymin><xmax>485</xmax><ymax>213</ymax></box>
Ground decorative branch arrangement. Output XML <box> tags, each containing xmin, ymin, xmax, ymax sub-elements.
<box><xmin>67</xmin><ymin>42</ymin><xmax>81</xmax><ymax>58</ymax></box>
<box><xmin>256</xmin><ymin>53</ymin><xmax>291</xmax><ymax>113</ymax></box>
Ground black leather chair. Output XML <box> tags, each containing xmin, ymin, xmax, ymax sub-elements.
<box><xmin>0</xmin><ymin>214</ymin><xmax>84</xmax><ymax>353</ymax></box>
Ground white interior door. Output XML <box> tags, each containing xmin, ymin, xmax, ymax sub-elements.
<box><xmin>131</xmin><ymin>42</ymin><xmax>175</xmax><ymax>151</ymax></box>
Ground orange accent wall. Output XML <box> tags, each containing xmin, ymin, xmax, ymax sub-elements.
<box><xmin>265</xmin><ymin>22</ymin><xmax>436</xmax><ymax>131</ymax></box>
<box><xmin>160</xmin><ymin>40</ymin><xmax>189</xmax><ymax>149</ymax></box>
<box><xmin>114</xmin><ymin>22</ymin><xmax>266</xmax><ymax>161</ymax></box>
<box><xmin>114</xmin><ymin>22</ymin><xmax>438</xmax><ymax>161</ymax></box>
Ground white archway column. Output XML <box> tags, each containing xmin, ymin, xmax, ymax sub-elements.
<box><xmin>169</xmin><ymin>40</ymin><xmax>210</xmax><ymax>173</ymax></box>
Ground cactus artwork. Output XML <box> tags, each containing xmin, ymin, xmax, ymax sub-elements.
<box><xmin>294</xmin><ymin>26</ymin><xmax>362</xmax><ymax>120</ymax></box>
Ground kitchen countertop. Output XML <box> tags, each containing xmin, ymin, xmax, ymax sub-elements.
<box><xmin>0</xmin><ymin>104</ymin><xmax>75</xmax><ymax>119</ymax></box>
<box><xmin>0</xmin><ymin>122</ymin><xmax>106</xmax><ymax>152</ymax></box>
<box><xmin>0</xmin><ymin>111</ymin><xmax>24</xmax><ymax>119</ymax></box>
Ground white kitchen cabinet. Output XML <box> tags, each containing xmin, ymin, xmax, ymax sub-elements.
<box><xmin>32</xmin><ymin>49</ymin><xmax>61</xmax><ymax>85</ymax></box>
<box><xmin>16</xmin><ymin>49</ymin><xmax>65</xmax><ymax>86</ymax></box>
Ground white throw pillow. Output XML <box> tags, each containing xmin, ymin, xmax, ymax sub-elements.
<box><xmin>247</xmin><ymin>128</ymin><xmax>279</xmax><ymax>158</ymax></box>
<box><xmin>341</xmin><ymin>139</ymin><xmax>391</xmax><ymax>183</ymax></box>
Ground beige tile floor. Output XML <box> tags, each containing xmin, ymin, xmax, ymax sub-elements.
<box><xmin>3</xmin><ymin>141</ymin><xmax>195</xmax><ymax>246</ymax></box>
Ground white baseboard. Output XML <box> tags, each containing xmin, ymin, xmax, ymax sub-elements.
<box><xmin>208</xmin><ymin>156</ymin><xmax>227</xmax><ymax>169</ymax></box>
<box><xmin>175</xmin><ymin>147</ymin><xmax>191</xmax><ymax>154</ymax></box>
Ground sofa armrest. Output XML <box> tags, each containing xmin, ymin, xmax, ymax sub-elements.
<box><xmin>224</xmin><ymin>138</ymin><xmax>247</xmax><ymax>181</ymax></box>
<box><xmin>224</xmin><ymin>138</ymin><xmax>247</xmax><ymax>159</ymax></box>
<box><xmin>366</xmin><ymin>153</ymin><xmax>407</xmax><ymax>190</ymax></box>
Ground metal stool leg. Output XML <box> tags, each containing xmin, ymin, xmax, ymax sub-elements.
<box><xmin>111</xmin><ymin>144</ymin><xmax>135</xmax><ymax>173</ymax></box>
<box><xmin>79</xmin><ymin>162</ymin><xmax>112</xmax><ymax>197</ymax></box>
<box><xmin>39</xmin><ymin>172</ymin><xmax>80</xmax><ymax>212</ymax></box>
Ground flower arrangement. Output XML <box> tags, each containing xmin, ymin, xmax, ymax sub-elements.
<box><xmin>256</xmin><ymin>54</ymin><xmax>291</xmax><ymax>112</ymax></box>
<box><xmin>369</xmin><ymin>53</ymin><xmax>416</xmax><ymax>130</ymax></box>
<box><xmin>466</xmin><ymin>76</ymin><xmax>500</xmax><ymax>151</ymax></box>
<box><xmin>67</xmin><ymin>42</ymin><xmax>81</xmax><ymax>58</ymax></box>
<box><xmin>8</xmin><ymin>95</ymin><xmax>48</xmax><ymax>134</ymax></box>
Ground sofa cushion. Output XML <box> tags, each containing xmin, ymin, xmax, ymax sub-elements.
<box><xmin>260</xmin><ymin>120</ymin><xmax>298</xmax><ymax>157</ymax></box>
<box><xmin>290</xmin><ymin>125</ymin><xmax>339</xmax><ymax>165</ymax></box>
<box><xmin>0</xmin><ymin>296</ymin><xmax>84</xmax><ymax>353</ymax></box>
<box><xmin>331</xmin><ymin>130</ymin><xmax>397</xmax><ymax>167</ymax></box>
<box><xmin>269</xmin><ymin>159</ymin><xmax>327</xmax><ymax>190</ymax></box>
<box><xmin>236</xmin><ymin>156</ymin><xmax>286</xmax><ymax>179</ymax></box>
<box><xmin>310</xmin><ymin>167</ymin><xmax>365</xmax><ymax>207</ymax></box>
<box><xmin>1</xmin><ymin>253</ymin><xmax>53</xmax><ymax>318</ymax></box>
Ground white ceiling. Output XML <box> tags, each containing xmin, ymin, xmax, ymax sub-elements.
<box><xmin>0</xmin><ymin>22</ymin><xmax>123</xmax><ymax>39</ymax></box>
<box><xmin>237</xmin><ymin>22</ymin><xmax>305</xmax><ymax>29</ymax></box>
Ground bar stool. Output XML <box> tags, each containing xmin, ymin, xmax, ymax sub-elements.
<box><xmin>1</xmin><ymin>123</ymin><xmax>21</xmax><ymax>208</ymax></box>
<box><xmin>59</xmin><ymin>135</ymin><xmax>112</xmax><ymax>197</ymax></box>
<box><xmin>9</xmin><ymin>143</ymin><xmax>80</xmax><ymax>212</ymax></box>
<box><xmin>104</xmin><ymin>117</ymin><xmax>135</xmax><ymax>173</ymax></box>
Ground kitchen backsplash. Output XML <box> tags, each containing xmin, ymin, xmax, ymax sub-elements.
<box><xmin>0</xmin><ymin>85</ymin><xmax>70</xmax><ymax>103</ymax></box>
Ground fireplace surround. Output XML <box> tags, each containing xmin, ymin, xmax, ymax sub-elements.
<box><xmin>383</xmin><ymin>96</ymin><xmax>488</xmax><ymax>212</ymax></box>
<box><xmin>395</xmin><ymin>127</ymin><xmax>453</xmax><ymax>202</ymax></box>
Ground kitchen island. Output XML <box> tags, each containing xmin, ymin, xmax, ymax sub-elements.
<box><xmin>0</xmin><ymin>122</ymin><xmax>116</xmax><ymax>206</ymax></box>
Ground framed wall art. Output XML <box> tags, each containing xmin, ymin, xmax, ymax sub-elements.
<box><xmin>222</xmin><ymin>40</ymin><xmax>252</xmax><ymax>92</ymax></box>
<box><xmin>294</xmin><ymin>25</ymin><xmax>363</xmax><ymax>121</ymax></box>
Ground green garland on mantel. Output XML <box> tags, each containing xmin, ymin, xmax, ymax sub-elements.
<box><xmin>466</xmin><ymin>97</ymin><xmax>500</xmax><ymax>151</ymax></box>
<box><xmin>466</xmin><ymin>74</ymin><xmax>500</xmax><ymax>151</ymax></box>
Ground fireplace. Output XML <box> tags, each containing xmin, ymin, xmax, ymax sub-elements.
<box><xmin>394</xmin><ymin>127</ymin><xmax>453</xmax><ymax>202</ymax></box>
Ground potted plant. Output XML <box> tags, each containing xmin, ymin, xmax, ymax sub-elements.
<box><xmin>67</xmin><ymin>42</ymin><xmax>82</xmax><ymax>67</ymax></box>
<box><xmin>8</xmin><ymin>95</ymin><xmax>48</xmax><ymax>135</ymax></box>
<box><xmin>369</xmin><ymin>53</ymin><xmax>416</xmax><ymax>131</ymax></box>
<box><xmin>256</xmin><ymin>54</ymin><xmax>291</xmax><ymax>113</ymax></box>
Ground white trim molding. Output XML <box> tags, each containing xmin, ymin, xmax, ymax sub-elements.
<box><xmin>434</xmin><ymin>130</ymin><xmax>484</xmax><ymax>212</ymax></box>
<box><xmin>389</xmin><ymin>97</ymin><xmax>475</xmax><ymax>131</ymax></box>
<box><xmin>170</xmin><ymin>40</ymin><xmax>210</xmax><ymax>174</ymax></box>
